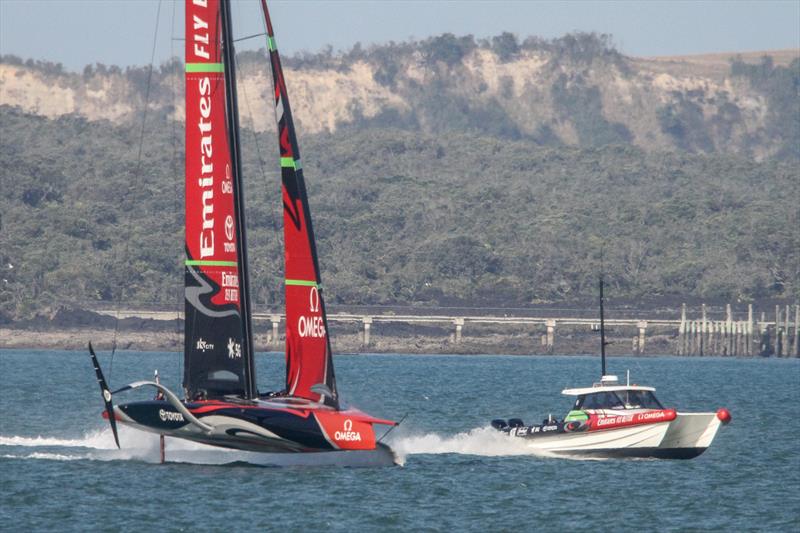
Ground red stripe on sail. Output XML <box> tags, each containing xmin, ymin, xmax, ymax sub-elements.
<box><xmin>262</xmin><ymin>0</ymin><xmax>337</xmax><ymax>404</ymax></box>
<box><xmin>185</xmin><ymin>0</ymin><xmax>240</xmax><ymax>309</ymax></box>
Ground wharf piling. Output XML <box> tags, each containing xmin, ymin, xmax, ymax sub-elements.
<box><xmin>97</xmin><ymin>302</ymin><xmax>799</xmax><ymax>357</ymax></box>
<box><xmin>676</xmin><ymin>303</ymin><xmax>798</xmax><ymax>357</ymax></box>
<box><xmin>362</xmin><ymin>316</ymin><xmax>373</xmax><ymax>346</ymax></box>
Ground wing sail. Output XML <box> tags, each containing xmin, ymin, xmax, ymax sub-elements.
<box><xmin>260</xmin><ymin>0</ymin><xmax>338</xmax><ymax>407</ymax></box>
<box><xmin>184</xmin><ymin>0</ymin><xmax>254</xmax><ymax>400</ymax></box>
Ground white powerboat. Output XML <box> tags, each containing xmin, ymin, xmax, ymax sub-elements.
<box><xmin>491</xmin><ymin>278</ymin><xmax>731</xmax><ymax>459</ymax></box>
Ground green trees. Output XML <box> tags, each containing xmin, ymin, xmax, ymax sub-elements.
<box><xmin>1</xmin><ymin>45</ymin><xmax>797</xmax><ymax>321</ymax></box>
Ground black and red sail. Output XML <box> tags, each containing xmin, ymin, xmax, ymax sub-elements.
<box><xmin>261</xmin><ymin>1</ymin><xmax>338</xmax><ymax>407</ymax></box>
<box><xmin>184</xmin><ymin>0</ymin><xmax>254</xmax><ymax>400</ymax></box>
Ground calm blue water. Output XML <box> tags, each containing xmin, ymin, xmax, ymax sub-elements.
<box><xmin>1</xmin><ymin>349</ymin><xmax>798</xmax><ymax>531</ymax></box>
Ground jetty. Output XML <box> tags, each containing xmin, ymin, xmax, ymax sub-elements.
<box><xmin>96</xmin><ymin>303</ymin><xmax>799</xmax><ymax>357</ymax></box>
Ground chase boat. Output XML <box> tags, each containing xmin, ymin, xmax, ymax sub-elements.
<box><xmin>491</xmin><ymin>277</ymin><xmax>731</xmax><ymax>460</ymax></box>
<box><xmin>492</xmin><ymin>374</ymin><xmax>731</xmax><ymax>459</ymax></box>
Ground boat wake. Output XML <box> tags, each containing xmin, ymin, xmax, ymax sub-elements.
<box><xmin>388</xmin><ymin>426</ymin><xmax>554</xmax><ymax>459</ymax></box>
<box><xmin>0</xmin><ymin>427</ymin><xmax>396</xmax><ymax>467</ymax></box>
<box><xmin>1</xmin><ymin>428</ymin><xmax>167</xmax><ymax>463</ymax></box>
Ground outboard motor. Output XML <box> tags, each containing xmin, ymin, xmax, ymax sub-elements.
<box><xmin>491</xmin><ymin>419</ymin><xmax>508</xmax><ymax>430</ymax></box>
<box><xmin>507</xmin><ymin>418</ymin><xmax>525</xmax><ymax>428</ymax></box>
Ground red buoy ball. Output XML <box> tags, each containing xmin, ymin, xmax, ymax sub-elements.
<box><xmin>716</xmin><ymin>408</ymin><xmax>732</xmax><ymax>424</ymax></box>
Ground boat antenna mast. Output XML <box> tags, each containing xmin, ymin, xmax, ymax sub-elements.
<box><xmin>598</xmin><ymin>246</ymin><xmax>611</xmax><ymax>378</ymax></box>
<box><xmin>599</xmin><ymin>273</ymin><xmax>607</xmax><ymax>377</ymax></box>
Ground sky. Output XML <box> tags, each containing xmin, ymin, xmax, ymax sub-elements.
<box><xmin>1</xmin><ymin>0</ymin><xmax>798</xmax><ymax>72</ymax></box>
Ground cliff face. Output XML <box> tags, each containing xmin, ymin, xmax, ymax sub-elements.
<box><xmin>1</xmin><ymin>40</ymin><xmax>797</xmax><ymax>159</ymax></box>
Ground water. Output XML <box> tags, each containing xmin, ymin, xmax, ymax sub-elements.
<box><xmin>1</xmin><ymin>349</ymin><xmax>798</xmax><ymax>530</ymax></box>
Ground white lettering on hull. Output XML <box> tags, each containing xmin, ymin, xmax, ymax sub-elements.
<box><xmin>159</xmin><ymin>409</ymin><xmax>185</xmax><ymax>423</ymax></box>
<box><xmin>334</xmin><ymin>419</ymin><xmax>362</xmax><ymax>441</ymax></box>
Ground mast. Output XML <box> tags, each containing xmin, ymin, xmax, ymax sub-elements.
<box><xmin>220</xmin><ymin>0</ymin><xmax>257</xmax><ymax>399</ymax></box>
<box><xmin>599</xmin><ymin>275</ymin><xmax>607</xmax><ymax>377</ymax></box>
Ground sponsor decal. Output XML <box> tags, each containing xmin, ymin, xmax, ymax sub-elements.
<box><xmin>596</xmin><ymin>414</ymin><xmax>634</xmax><ymax>427</ymax></box>
<box><xmin>222</xmin><ymin>271</ymin><xmax>239</xmax><ymax>302</ymax></box>
<box><xmin>227</xmin><ymin>337</ymin><xmax>242</xmax><ymax>359</ymax></box>
<box><xmin>223</xmin><ymin>215</ymin><xmax>236</xmax><ymax>253</ymax></box>
<box><xmin>309</xmin><ymin>286</ymin><xmax>319</xmax><ymax>312</ymax></box>
<box><xmin>196</xmin><ymin>338</ymin><xmax>214</xmax><ymax>352</ymax></box>
<box><xmin>221</xmin><ymin>272</ymin><xmax>239</xmax><ymax>287</ymax></box>
<box><xmin>298</xmin><ymin>316</ymin><xmax>326</xmax><ymax>338</ymax></box>
<box><xmin>334</xmin><ymin>419</ymin><xmax>362</xmax><ymax>442</ymax></box>
<box><xmin>197</xmin><ymin>74</ymin><xmax>215</xmax><ymax>259</ymax></box>
<box><xmin>221</xmin><ymin>164</ymin><xmax>233</xmax><ymax>194</ymax></box>
<box><xmin>190</xmin><ymin>5</ymin><xmax>210</xmax><ymax>60</ymax></box>
<box><xmin>509</xmin><ymin>422</ymin><xmax>574</xmax><ymax>439</ymax></box>
<box><xmin>225</xmin><ymin>215</ymin><xmax>234</xmax><ymax>241</ymax></box>
<box><xmin>590</xmin><ymin>409</ymin><xmax>676</xmax><ymax>431</ymax></box>
<box><xmin>314</xmin><ymin>412</ymin><xmax>376</xmax><ymax>450</ymax></box>
<box><xmin>297</xmin><ymin>286</ymin><xmax>325</xmax><ymax>338</ymax></box>
<box><xmin>159</xmin><ymin>409</ymin><xmax>185</xmax><ymax>423</ymax></box>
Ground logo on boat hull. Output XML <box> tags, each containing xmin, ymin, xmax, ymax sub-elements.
<box><xmin>159</xmin><ymin>409</ymin><xmax>185</xmax><ymax>423</ymax></box>
<box><xmin>314</xmin><ymin>412</ymin><xmax>376</xmax><ymax>450</ymax></box>
<box><xmin>334</xmin><ymin>419</ymin><xmax>362</xmax><ymax>442</ymax></box>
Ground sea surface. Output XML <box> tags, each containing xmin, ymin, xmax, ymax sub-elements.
<box><xmin>1</xmin><ymin>349</ymin><xmax>798</xmax><ymax>531</ymax></box>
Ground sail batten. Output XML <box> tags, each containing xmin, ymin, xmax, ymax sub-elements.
<box><xmin>260</xmin><ymin>0</ymin><xmax>338</xmax><ymax>407</ymax></box>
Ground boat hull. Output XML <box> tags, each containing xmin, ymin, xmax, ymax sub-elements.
<box><xmin>557</xmin><ymin>446</ymin><xmax>707</xmax><ymax>460</ymax></box>
<box><xmin>107</xmin><ymin>398</ymin><xmax>397</xmax><ymax>464</ymax></box>
<box><xmin>514</xmin><ymin>420</ymin><xmax>671</xmax><ymax>457</ymax></box>
<box><xmin>502</xmin><ymin>412</ymin><xmax>724</xmax><ymax>460</ymax></box>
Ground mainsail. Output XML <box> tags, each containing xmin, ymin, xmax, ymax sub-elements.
<box><xmin>184</xmin><ymin>0</ymin><xmax>256</xmax><ymax>400</ymax></box>
<box><xmin>261</xmin><ymin>0</ymin><xmax>338</xmax><ymax>407</ymax></box>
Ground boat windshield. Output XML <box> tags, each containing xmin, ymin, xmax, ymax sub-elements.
<box><xmin>615</xmin><ymin>390</ymin><xmax>663</xmax><ymax>409</ymax></box>
<box><xmin>574</xmin><ymin>390</ymin><xmax>663</xmax><ymax>410</ymax></box>
<box><xmin>576</xmin><ymin>392</ymin><xmax>625</xmax><ymax>410</ymax></box>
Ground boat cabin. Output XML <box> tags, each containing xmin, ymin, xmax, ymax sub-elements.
<box><xmin>562</xmin><ymin>376</ymin><xmax>664</xmax><ymax>412</ymax></box>
<box><xmin>564</xmin><ymin>387</ymin><xmax>664</xmax><ymax>411</ymax></box>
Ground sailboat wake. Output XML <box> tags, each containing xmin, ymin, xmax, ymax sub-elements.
<box><xmin>1</xmin><ymin>429</ymin><xmax>166</xmax><ymax>463</ymax></box>
<box><xmin>0</xmin><ymin>428</ymin><xmax>396</xmax><ymax>467</ymax></box>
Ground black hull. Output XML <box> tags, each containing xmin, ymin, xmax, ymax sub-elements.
<box><xmin>553</xmin><ymin>447</ymin><xmax>707</xmax><ymax>460</ymax></box>
<box><xmin>110</xmin><ymin>399</ymin><xmax>396</xmax><ymax>463</ymax></box>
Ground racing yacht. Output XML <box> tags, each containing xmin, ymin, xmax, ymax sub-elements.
<box><xmin>89</xmin><ymin>0</ymin><xmax>396</xmax><ymax>466</ymax></box>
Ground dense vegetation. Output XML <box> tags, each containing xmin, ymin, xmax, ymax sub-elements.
<box><xmin>1</xmin><ymin>104</ymin><xmax>796</xmax><ymax>321</ymax></box>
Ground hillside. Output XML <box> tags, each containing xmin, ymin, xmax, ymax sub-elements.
<box><xmin>0</xmin><ymin>104</ymin><xmax>797</xmax><ymax>321</ymax></box>
<box><xmin>1</xmin><ymin>34</ymin><xmax>798</xmax><ymax>160</ymax></box>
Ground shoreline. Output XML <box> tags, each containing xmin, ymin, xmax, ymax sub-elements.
<box><xmin>1</xmin><ymin>325</ymin><xmax>677</xmax><ymax>356</ymax></box>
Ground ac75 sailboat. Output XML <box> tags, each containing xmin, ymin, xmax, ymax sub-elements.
<box><xmin>89</xmin><ymin>0</ymin><xmax>397</xmax><ymax>466</ymax></box>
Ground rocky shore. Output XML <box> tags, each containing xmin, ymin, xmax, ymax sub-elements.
<box><xmin>0</xmin><ymin>319</ymin><xmax>676</xmax><ymax>356</ymax></box>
